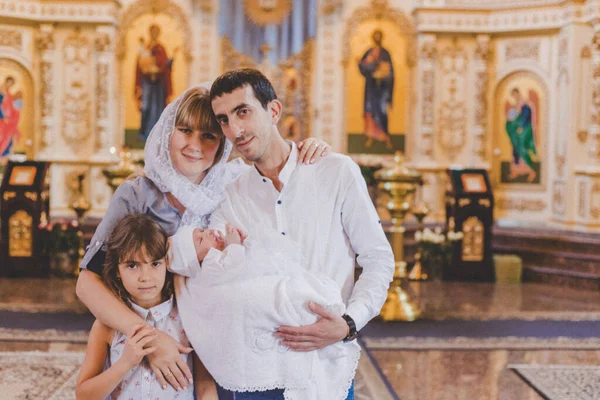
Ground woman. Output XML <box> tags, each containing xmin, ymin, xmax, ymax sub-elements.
<box><xmin>76</xmin><ymin>83</ymin><xmax>331</xmax><ymax>396</ymax></box>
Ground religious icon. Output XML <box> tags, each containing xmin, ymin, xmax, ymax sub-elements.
<box><xmin>0</xmin><ymin>76</ymin><xmax>22</xmax><ymax>159</ymax></box>
<box><xmin>503</xmin><ymin>88</ymin><xmax>540</xmax><ymax>183</ymax></box>
<box><xmin>135</xmin><ymin>24</ymin><xmax>178</xmax><ymax>141</ymax></box>
<box><xmin>358</xmin><ymin>29</ymin><xmax>394</xmax><ymax>150</ymax></box>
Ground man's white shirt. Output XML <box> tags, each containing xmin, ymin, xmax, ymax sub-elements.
<box><xmin>172</xmin><ymin>142</ymin><xmax>394</xmax><ymax>332</ymax></box>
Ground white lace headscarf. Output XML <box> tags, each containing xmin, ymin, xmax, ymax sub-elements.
<box><xmin>144</xmin><ymin>83</ymin><xmax>248</xmax><ymax>228</ymax></box>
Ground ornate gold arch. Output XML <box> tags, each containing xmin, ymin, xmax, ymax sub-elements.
<box><xmin>341</xmin><ymin>0</ymin><xmax>416</xmax><ymax>66</ymax></box>
<box><xmin>115</xmin><ymin>0</ymin><xmax>193</xmax><ymax>61</ymax></box>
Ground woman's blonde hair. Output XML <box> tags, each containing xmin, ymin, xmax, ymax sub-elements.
<box><xmin>175</xmin><ymin>87</ymin><xmax>227</xmax><ymax>164</ymax></box>
<box><xmin>103</xmin><ymin>214</ymin><xmax>173</xmax><ymax>307</ymax></box>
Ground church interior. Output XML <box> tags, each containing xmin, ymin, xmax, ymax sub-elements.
<box><xmin>1</xmin><ymin>0</ymin><xmax>600</xmax><ymax>398</ymax></box>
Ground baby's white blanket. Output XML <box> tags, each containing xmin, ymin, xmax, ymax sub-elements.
<box><xmin>172</xmin><ymin>228</ymin><xmax>360</xmax><ymax>400</ymax></box>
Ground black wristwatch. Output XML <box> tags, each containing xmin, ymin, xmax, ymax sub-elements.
<box><xmin>342</xmin><ymin>314</ymin><xmax>358</xmax><ymax>342</ymax></box>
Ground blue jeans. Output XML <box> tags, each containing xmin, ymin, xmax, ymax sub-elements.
<box><xmin>217</xmin><ymin>381</ymin><xmax>355</xmax><ymax>400</ymax></box>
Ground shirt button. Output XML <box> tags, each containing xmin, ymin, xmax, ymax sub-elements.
<box><xmin>277</xmin><ymin>200</ymin><xmax>282</xmax><ymax>204</ymax></box>
<box><xmin>281</xmin><ymin>232</ymin><xmax>285</xmax><ymax>235</ymax></box>
<box><xmin>263</xmin><ymin>178</ymin><xmax>267</xmax><ymax>183</ymax></box>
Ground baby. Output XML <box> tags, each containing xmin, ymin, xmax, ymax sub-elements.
<box><xmin>169</xmin><ymin>224</ymin><xmax>360</xmax><ymax>400</ymax></box>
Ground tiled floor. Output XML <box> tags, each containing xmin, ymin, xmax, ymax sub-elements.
<box><xmin>1</xmin><ymin>278</ymin><xmax>599</xmax><ymax>399</ymax></box>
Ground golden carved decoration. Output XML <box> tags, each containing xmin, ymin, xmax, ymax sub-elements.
<box><xmin>65</xmin><ymin>169</ymin><xmax>89</xmax><ymax>203</ymax></box>
<box><xmin>197</xmin><ymin>0</ymin><xmax>213</xmax><ymax>13</ymax></box>
<box><xmin>474</xmin><ymin>35</ymin><xmax>492</xmax><ymax>62</ymax></box>
<box><xmin>459</xmin><ymin>198</ymin><xmax>471</xmax><ymax>207</ymax></box>
<box><xmin>243</xmin><ymin>0</ymin><xmax>292</xmax><ymax>26</ymax></box>
<box><xmin>0</xmin><ymin>29</ymin><xmax>22</xmax><ymax>50</ymax></box>
<box><xmin>505</xmin><ymin>39</ymin><xmax>540</xmax><ymax>61</ymax></box>
<box><xmin>3</xmin><ymin>191</ymin><xmax>16</xmax><ymax>201</ymax></box>
<box><xmin>24</xmin><ymin>192</ymin><xmax>38</xmax><ymax>202</ymax></box>
<box><xmin>591</xmin><ymin>32</ymin><xmax>600</xmax><ymax>129</ymax></box>
<box><xmin>40</xmin><ymin>61</ymin><xmax>53</xmax><ymax>120</ymax></box>
<box><xmin>578</xmin><ymin>130</ymin><xmax>588</xmax><ymax>144</ymax></box>
<box><xmin>94</xmin><ymin>33</ymin><xmax>112</xmax><ymax>53</ymax></box>
<box><xmin>8</xmin><ymin>210</ymin><xmax>33</xmax><ymax>257</ymax></box>
<box><xmin>322</xmin><ymin>0</ymin><xmax>342</xmax><ymax>16</ymax></box>
<box><xmin>341</xmin><ymin>0</ymin><xmax>415</xmax><ymax>66</ymax></box>
<box><xmin>478</xmin><ymin>198</ymin><xmax>491</xmax><ymax>208</ymax></box>
<box><xmin>553</xmin><ymin>180</ymin><xmax>565</xmax><ymax>215</ymax></box>
<box><xmin>116</xmin><ymin>0</ymin><xmax>192</xmax><ymax>61</ymax></box>
<box><xmin>591</xmin><ymin>183</ymin><xmax>600</xmax><ymax>219</ymax></box>
<box><xmin>276</xmin><ymin>41</ymin><xmax>314</xmax><ymax>139</ymax></box>
<box><xmin>496</xmin><ymin>197</ymin><xmax>546</xmax><ymax>212</ymax></box>
<box><xmin>578</xmin><ymin>181</ymin><xmax>586</xmax><ymax>219</ymax></box>
<box><xmin>221</xmin><ymin>37</ymin><xmax>257</xmax><ymax>71</ymax></box>
<box><xmin>420</xmin><ymin>38</ymin><xmax>437</xmax><ymax>60</ymax></box>
<box><xmin>96</xmin><ymin>63</ymin><xmax>109</xmax><ymax>121</ymax></box>
<box><xmin>555</xmin><ymin>153</ymin><xmax>566</xmax><ymax>177</ymax></box>
<box><xmin>581</xmin><ymin>46</ymin><xmax>591</xmax><ymax>59</ymax></box>
<box><xmin>63</xmin><ymin>28</ymin><xmax>91</xmax><ymax>146</ymax></box>
<box><xmin>462</xmin><ymin>216</ymin><xmax>484</xmax><ymax>262</ymax></box>
<box><xmin>41</xmin><ymin>190</ymin><xmax>49</xmax><ymax>202</ymax></box>
<box><xmin>438</xmin><ymin>40</ymin><xmax>468</xmax><ymax>161</ymax></box>
<box><xmin>35</xmin><ymin>29</ymin><xmax>55</xmax><ymax>51</ymax></box>
<box><xmin>421</xmin><ymin>70</ymin><xmax>435</xmax><ymax>126</ymax></box>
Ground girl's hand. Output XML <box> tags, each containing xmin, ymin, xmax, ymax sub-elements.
<box><xmin>225</xmin><ymin>223</ymin><xmax>245</xmax><ymax>246</ymax></box>
<box><xmin>297</xmin><ymin>138</ymin><xmax>332</xmax><ymax>164</ymax></box>
<box><xmin>119</xmin><ymin>324</ymin><xmax>157</xmax><ymax>370</ymax></box>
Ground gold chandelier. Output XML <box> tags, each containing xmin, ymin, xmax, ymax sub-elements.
<box><xmin>243</xmin><ymin>0</ymin><xmax>293</xmax><ymax>26</ymax></box>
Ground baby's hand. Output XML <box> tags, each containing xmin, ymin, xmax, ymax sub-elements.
<box><xmin>225</xmin><ymin>223</ymin><xmax>246</xmax><ymax>246</ymax></box>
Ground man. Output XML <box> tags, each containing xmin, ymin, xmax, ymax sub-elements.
<box><xmin>359</xmin><ymin>29</ymin><xmax>394</xmax><ymax>149</ymax></box>
<box><xmin>174</xmin><ymin>69</ymin><xmax>394</xmax><ymax>399</ymax></box>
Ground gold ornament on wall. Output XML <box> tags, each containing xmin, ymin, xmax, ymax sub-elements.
<box><xmin>462</xmin><ymin>216</ymin><xmax>483</xmax><ymax>262</ymax></box>
<box><xmin>9</xmin><ymin>210</ymin><xmax>32</xmax><ymax>257</ymax></box>
<box><xmin>243</xmin><ymin>0</ymin><xmax>293</xmax><ymax>26</ymax></box>
<box><xmin>0</xmin><ymin>29</ymin><xmax>22</xmax><ymax>50</ymax></box>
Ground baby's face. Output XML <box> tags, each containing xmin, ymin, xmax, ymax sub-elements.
<box><xmin>193</xmin><ymin>229</ymin><xmax>225</xmax><ymax>261</ymax></box>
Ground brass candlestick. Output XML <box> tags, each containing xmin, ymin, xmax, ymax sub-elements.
<box><xmin>409</xmin><ymin>201</ymin><xmax>430</xmax><ymax>281</ymax></box>
<box><xmin>376</xmin><ymin>152</ymin><xmax>422</xmax><ymax>321</ymax></box>
<box><xmin>70</xmin><ymin>173</ymin><xmax>91</xmax><ymax>277</ymax></box>
<box><xmin>102</xmin><ymin>148</ymin><xmax>138</xmax><ymax>193</ymax></box>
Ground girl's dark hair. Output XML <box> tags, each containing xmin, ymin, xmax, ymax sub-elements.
<box><xmin>102</xmin><ymin>214</ymin><xmax>173</xmax><ymax>307</ymax></box>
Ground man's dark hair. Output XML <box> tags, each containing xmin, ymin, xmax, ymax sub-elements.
<box><xmin>210</xmin><ymin>68</ymin><xmax>277</xmax><ymax>110</ymax></box>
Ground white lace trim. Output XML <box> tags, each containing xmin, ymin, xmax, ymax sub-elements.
<box><xmin>217</xmin><ymin>344</ymin><xmax>361</xmax><ymax>400</ymax></box>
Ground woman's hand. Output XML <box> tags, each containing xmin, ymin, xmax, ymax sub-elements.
<box><xmin>146</xmin><ymin>329</ymin><xmax>194</xmax><ymax>391</ymax></box>
<box><xmin>297</xmin><ymin>138</ymin><xmax>332</xmax><ymax>164</ymax></box>
<box><xmin>118</xmin><ymin>324</ymin><xmax>157</xmax><ymax>370</ymax></box>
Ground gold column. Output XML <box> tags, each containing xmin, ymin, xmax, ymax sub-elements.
<box><xmin>376</xmin><ymin>152</ymin><xmax>422</xmax><ymax>321</ymax></box>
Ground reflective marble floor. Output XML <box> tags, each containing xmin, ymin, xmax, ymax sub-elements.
<box><xmin>1</xmin><ymin>278</ymin><xmax>599</xmax><ymax>399</ymax></box>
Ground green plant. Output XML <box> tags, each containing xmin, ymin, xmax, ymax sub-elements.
<box><xmin>39</xmin><ymin>220</ymin><xmax>81</xmax><ymax>260</ymax></box>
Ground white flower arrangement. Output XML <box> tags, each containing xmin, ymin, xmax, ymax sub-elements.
<box><xmin>414</xmin><ymin>227</ymin><xmax>463</xmax><ymax>244</ymax></box>
<box><xmin>414</xmin><ymin>227</ymin><xmax>463</xmax><ymax>280</ymax></box>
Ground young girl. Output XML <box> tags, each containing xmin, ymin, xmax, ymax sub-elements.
<box><xmin>76</xmin><ymin>214</ymin><xmax>216</xmax><ymax>400</ymax></box>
